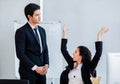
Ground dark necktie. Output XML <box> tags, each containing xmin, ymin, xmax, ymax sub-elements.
<box><xmin>34</xmin><ymin>28</ymin><xmax>40</xmax><ymax>44</ymax></box>
<box><xmin>34</xmin><ymin>28</ymin><xmax>42</xmax><ymax>53</ymax></box>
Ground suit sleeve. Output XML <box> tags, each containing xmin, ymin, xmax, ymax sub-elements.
<box><xmin>15</xmin><ymin>29</ymin><xmax>35</xmax><ymax>69</ymax></box>
<box><xmin>61</xmin><ymin>39</ymin><xmax>73</xmax><ymax>65</ymax></box>
<box><xmin>43</xmin><ymin>29</ymin><xmax>49</xmax><ymax>65</ymax></box>
<box><xmin>90</xmin><ymin>41</ymin><xmax>103</xmax><ymax>71</ymax></box>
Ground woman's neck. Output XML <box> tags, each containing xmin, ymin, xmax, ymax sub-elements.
<box><xmin>77</xmin><ymin>61</ymin><xmax>82</xmax><ymax>64</ymax></box>
<box><xmin>77</xmin><ymin>58</ymin><xmax>82</xmax><ymax>64</ymax></box>
<box><xmin>74</xmin><ymin>61</ymin><xmax>82</xmax><ymax>69</ymax></box>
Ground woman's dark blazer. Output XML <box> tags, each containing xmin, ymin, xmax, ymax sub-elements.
<box><xmin>60</xmin><ymin>39</ymin><xmax>102</xmax><ymax>84</ymax></box>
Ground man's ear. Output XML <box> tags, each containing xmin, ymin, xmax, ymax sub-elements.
<box><xmin>28</xmin><ymin>15</ymin><xmax>32</xmax><ymax>20</ymax></box>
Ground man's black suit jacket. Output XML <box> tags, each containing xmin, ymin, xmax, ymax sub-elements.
<box><xmin>15</xmin><ymin>23</ymin><xmax>49</xmax><ymax>75</ymax></box>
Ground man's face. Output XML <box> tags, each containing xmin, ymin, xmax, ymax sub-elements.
<box><xmin>29</xmin><ymin>9</ymin><xmax>41</xmax><ymax>24</ymax></box>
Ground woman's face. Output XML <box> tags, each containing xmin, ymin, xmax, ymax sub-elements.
<box><xmin>73</xmin><ymin>48</ymin><xmax>82</xmax><ymax>62</ymax></box>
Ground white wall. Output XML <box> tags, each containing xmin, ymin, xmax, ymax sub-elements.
<box><xmin>43</xmin><ymin>0</ymin><xmax>120</xmax><ymax>84</ymax></box>
<box><xmin>0</xmin><ymin>0</ymin><xmax>39</xmax><ymax>79</ymax></box>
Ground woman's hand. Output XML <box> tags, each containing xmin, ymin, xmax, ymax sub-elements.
<box><xmin>97</xmin><ymin>27</ymin><xmax>109</xmax><ymax>41</ymax></box>
<box><xmin>62</xmin><ymin>25</ymin><xmax>68</xmax><ymax>38</ymax></box>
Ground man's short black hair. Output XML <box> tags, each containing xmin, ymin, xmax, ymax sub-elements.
<box><xmin>24</xmin><ymin>3</ymin><xmax>40</xmax><ymax>20</ymax></box>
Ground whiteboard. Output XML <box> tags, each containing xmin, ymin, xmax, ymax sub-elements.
<box><xmin>14</xmin><ymin>21</ymin><xmax>63</xmax><ymax>79</ymax></box>
<box><xmin>107</xmin><ymin>53</ymin><xmax>120</xmax><ymax>84</ymax></box>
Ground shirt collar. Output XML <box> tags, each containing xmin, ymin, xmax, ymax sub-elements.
<box><xmin>28</xmin><ymin>22</ymin><xmax>38</xmax><ymax>29</ymax></box>
<box><xmin>77</xmin><ymin>64</ymin><xmax>82</xmax><ymax>69</ymax></box>
<box><xmin>74</xmin><ymin>62</ymin><xmax>83</xmax><ymax>70</ymax></box>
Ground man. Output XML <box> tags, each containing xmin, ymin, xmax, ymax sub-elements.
<box><xmin>15</xmin><ymin>3</ymin><xmax>49</xmax><ymax>84</ymax></box>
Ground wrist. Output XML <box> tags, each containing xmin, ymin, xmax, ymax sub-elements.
<box><xmin>97</xmin><ymin>34</ymin><xmax>102</xmax><ymax>41</ymax></box>
<box><xmin>32</xmin><ymin>65</ymin><xmax>38</xmax><ymax>71</ymax></box>
<box><xmin>62</xmin><ymin>34</ymin><xmax>67</xmax><ymax>38</ymax></box>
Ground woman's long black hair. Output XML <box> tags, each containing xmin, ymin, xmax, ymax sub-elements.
<box><xmin>77</xmin><ymin>46</ymin><xmax>92</xmax><ymax>65</ymax></box>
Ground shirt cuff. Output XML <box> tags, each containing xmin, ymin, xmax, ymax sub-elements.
<box><xmin>32</xmin><ymin>65</ymin><xmax>38</xmax><ymax>71</ymax></box>
<box><xmin>45</xmin><ymin>64</ymin><xmax>49</xmax><ymax>67</ymax></box>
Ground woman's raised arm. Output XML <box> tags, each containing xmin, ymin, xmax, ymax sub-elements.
<box><xmin>97</xmin><ymin>27</ymin><xmax>109</xmax><ymax>41</ymax></box>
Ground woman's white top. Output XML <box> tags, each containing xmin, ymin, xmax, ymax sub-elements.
<box><xmin>68</xmin><ymin>63</ymin><xmax>84</xmax><ymax>84</ymax></box>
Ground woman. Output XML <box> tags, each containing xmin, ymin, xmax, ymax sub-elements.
<box><xmin>60</xmin><ymin>26</ymin><xmax>108</xmax><ymax>84</ymax></box>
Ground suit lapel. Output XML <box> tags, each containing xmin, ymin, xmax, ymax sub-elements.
<box><xmin>26</xmin><ymin>23</ymin><xmax>40</xmax><ymax>45</ymax></box>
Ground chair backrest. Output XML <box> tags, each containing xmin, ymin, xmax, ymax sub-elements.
<box><xmin>0</xmin><ymin>79</ymin><xmax>29</xmax><ymax>84</ymax></box>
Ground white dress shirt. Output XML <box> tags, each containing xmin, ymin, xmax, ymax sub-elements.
<box><xmin>68</xmin><ymin>63</ymin><xmax>84</xmax><ymax>84</ymax></box>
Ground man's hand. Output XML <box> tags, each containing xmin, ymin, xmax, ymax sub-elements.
<box><xmin>35</xmin><ymin>65</ymin><xmax>48</xmax><ymax>75</ymax></box>
<box><xmin>42</xmin><ymin>64</ymin><xmax>49</xmax><ymax>75</ymax></box>
<box><xmin>35</xmin><ymin>66</ymin><xmax>46</xmax><ymax>75</ymax></box>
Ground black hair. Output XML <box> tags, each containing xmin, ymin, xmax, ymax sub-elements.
<box><xmin>77</xmin><ymin>46</ymin><xmax>91</xmax><ymax>65</ymax></box>
<box><xmin>24</xmin><ymin>3</ymin><xmax>40</xmax><ymax>20</ymax></box>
